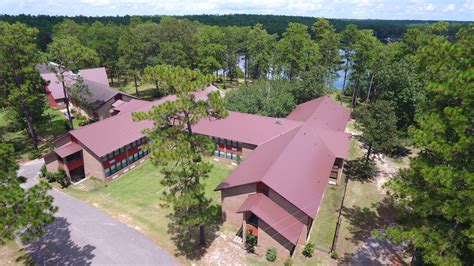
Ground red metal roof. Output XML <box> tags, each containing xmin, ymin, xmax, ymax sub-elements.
<box><xmin>79</xmin><ymin>67</ymin><xmax>109</xmax><ymax>86</ymax></box>
<box><xmin>287</xmin><ymin>96</ymin><xmax>351</xmax><ymax>131</ymax></box>
<box><xmin>41</xmin><ymin>73</ymin><xmax>65</xmax><ymax>100</ymax></box>
<box><xmin>217</xmin><ymin>97</ymin><xmax>351</xmax><ymax>218</ymax></box>
<box><xmin>68</xmin><ymin>85</ymin><xmax>218</xmax><ymax>158</ymax></box>
<box><xmin>54</xmin><ymin>142</ymin><xmax>82</xmax><ymax>158</ymax></box>
<box><xmin>237</xmin><ymin>193</ymin><xmax>304</xmax><ymax>245</ymax></box>
<box><xmin>194</xmin><ymin>112</ymin><xmax>303</xmax><ymax>146</ymax></box>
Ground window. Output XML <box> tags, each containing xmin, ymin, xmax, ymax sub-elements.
<box><xmin>127</xmin><ymin>144</ymin><xmax>132</xmax><ymax>149</ymax></box>
<box><xmin>116</xmin><ymin>162</ymin><xmax>122</xmax><ymax>171</ymax></box>
<box><xmin>120</xmin><ymin>147</ymin><xmax>125</xmax><ymax>153</ymax></box>
<box><xmin>214</xmin><ymin>150</ymin><xmax>219</xmax><ymax>156</ymax></box>
<box><xmin>122</xmin><ymin>159</ymin><xmax>127</xmax><ymax>166</ymax></box>
<box><xmin>226</xmin><ymin>152</ymin><xmax>232</xmax><ymax>159</ymax></box>
<box><xmin>107</xmin><ymin>152</ymin><xmax>113</xmax><ymax>160</ymax></box>
<box><xmin>134</xmin><ymin>153</ymin><xmax>138</xmax><ymax>160</ymax></box>
<box><xmin>226</xmin><ymin>139</ymin><xmax>232</xmax><ymax>146</ymax></box>
<box><xmin>114</xmin><ymin>150</ymin><xmax>119</xmax><ymax>156</ymax></box>
<box><xmin>128</xmin><ymin>156</ymin><xmax>134</xmax><ymax>163</ymax></box>
<box><xmin>132</xmin><ymin>141</ymin><xmax>136</xmax><ymax>147</ymax></box>
<box><xmin>105</xmin><ymin>168</ymin><xmax>110</xmax><ymax>177</ymax></box>
<box><xmin>219</xmin><ymin>138</ymin><xmax>225</xmax><ymax>144</ymax></box>
<box><xmin>101</xmin><ymin>156</ymin><xmax>107</xmax><ymax>163</ymax></box>
<box><xmin>111</xmin><ymin>165</ymin><xmax>116</xmax><ymax>174</ymax></box>
<box><xmin>139</xmin><ymin>150</ymin><xmax>144</xmax><ymax>158</ymax></box>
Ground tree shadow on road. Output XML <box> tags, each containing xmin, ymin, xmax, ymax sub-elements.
<box><xmin>339</xmin><ymin>197</ymin><xmax>401</xmax><ymax>264</ymax></box>
<box><xmin>22</xmin><ymin>217</ymin><xmax>95</xmax><ymax>265</ymax></box>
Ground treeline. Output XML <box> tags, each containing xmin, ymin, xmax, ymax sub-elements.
<box><xmin>0</xmin><ymin>14</ymin><xmax>469</xmax><ymax>49</ymax></box>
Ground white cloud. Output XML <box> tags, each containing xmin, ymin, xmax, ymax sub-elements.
<box><xmin>0</xmin><ymin>0</ymin><xmax>472</xmax><ymax>20</ymax></box>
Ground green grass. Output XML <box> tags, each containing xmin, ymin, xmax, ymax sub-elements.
<box><xmin>62</xmin><ymin>159</ymin><xmax>234</xmax><ymax>264</ymax></box>
<box><xmin>115</xmin><ymin>81</ymin><xmax>160</xmax><ymax>100</ymax></box>
<box><xmin>0</xmin><ymin>107</ymin><xmax>71</xmax><ymax>160</ymax></box>
<box><xmin>310</xmin><ymin>176</ymin><xmax>347</xmax><ymax>252</ymax></box>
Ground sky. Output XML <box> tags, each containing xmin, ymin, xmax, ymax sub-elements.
<box><xmin>1</xmin><ymin>0</ymin><xmax>473</xmax><ymax>21</ymax></box>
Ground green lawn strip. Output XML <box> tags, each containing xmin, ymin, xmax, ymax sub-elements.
<box><xmin>310</xmin><ymin>175</ymin><xmax>347</xmax><ymax>251</ymax></box>
<box><xmin>62</xmin><ymin>159</ymin><xmax>233</xmax><ymax>262</ymax></box>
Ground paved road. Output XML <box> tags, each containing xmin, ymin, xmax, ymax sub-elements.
<box><xmin>18</xmin><ymin>160</ymin><xmax>177</xmax><ymax>265</ymax></box>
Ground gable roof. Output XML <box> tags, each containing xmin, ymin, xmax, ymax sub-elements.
<box><xmin>41</xmin><ymin>73</ymin><xmax>65</xmax><ymax>100</ymax></box>
<box><xmin>79</xmin><ymin>67</ymin><xmax>109</xmax><ymax>86</ymax></box>
<box><xmin>76</xmin><ymin>79</ymin><xmax>131</xmax><ymax>110</ymax></box>
<box><xmin>287</xmin><ymin>96</ymin><xmax>351</xmax><ymax>131</ymax></box>
<box><xmin>68</xmin><ymin>85</ymin><xmax>218</xmax><ymax>158</ymax></box>
<box><xmin>237</xmin><ymin>193</ymin><xmax>304</xmax><ymax>245</ymax></box>
<box><xmin>217</xmin><ymin>97</ymin><xmax>351</xmax><ymax>218</ymax></box>
<box><xmin>194</xmin><ymin>112</ymin><xmax>303</xmax><ymax>146</ymax></box>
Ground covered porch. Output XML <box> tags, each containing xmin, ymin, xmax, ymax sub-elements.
<box><xmin>55</xmin><ymin>142</ymin><xmax>85</xmax><ymax>183</ymax></box>
<box><xmin>236</xmin><ymin>193</ymin><xmax>304</xmax><ymax>258</ymax></box>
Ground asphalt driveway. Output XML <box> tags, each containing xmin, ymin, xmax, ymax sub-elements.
<box><xmin>19</xmin><ymin>159</ymin><xmax>177</xmax><ymax>265</ymax></box>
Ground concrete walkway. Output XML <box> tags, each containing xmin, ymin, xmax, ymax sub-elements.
<box><xmin>19</xmin><ymin>159</ymin><xmax>177</xmax><ymax>265</ymax></box>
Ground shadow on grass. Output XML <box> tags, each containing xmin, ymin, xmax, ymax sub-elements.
<box><xmin>167</xmin><ymin>204</ymin><xmax>223</xmax><ymax>261</ymax></box>
<box><xmin>344</xmin><ymin>158</ymin><xmax>378</xmax><ymax>183</ymax></box>
<box><xmin>339</xmin><ymin>197</ymin><xmax>400</xmax><ymax>264</ymax></box>
<box><xmin>23</xmin><ymin>217</ymin><xmax>95</xmax><ymax>265</ymax></box>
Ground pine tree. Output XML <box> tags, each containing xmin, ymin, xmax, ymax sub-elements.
<box><xmin>385</xmin><ymin>25</ymin><xmax>474</xmax><ymax>264</ymax></box>
<box><xmin>133</xmin><ymin>65</ymin><xmax>228</xmax><ymax>248</ymax></box>
<box><xmin>0</xmin><ymin>144</ymin><xmax>57</xmax><ymax>243</ymax></box>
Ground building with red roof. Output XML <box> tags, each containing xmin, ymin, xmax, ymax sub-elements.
<box><xmin>44</xmin><ymin>88</ymin><xmax>350</xmax><ymax>258</ymax></box>
<box><xmin>39</xmin><ymin>64</ymin><xmax>136</xmax><ymax>121</ymax></box>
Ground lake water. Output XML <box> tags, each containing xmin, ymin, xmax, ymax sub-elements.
<box><xmin>222</xmin><ymin>53</ymin><xmax>348</xmax><ymax>89</ymax></box>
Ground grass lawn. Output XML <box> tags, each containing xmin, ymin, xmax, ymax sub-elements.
<box><xmin>62</xmin><ymin>159</ymin><xmax>234</xmax><ymax>264</ymax></box>
<box><xmin>0</xmin><ymin>240</ymin><xmax>32</xmax><ymax>266</ymax></box>
<box><xmin>114</xmin><ymin>81</ymin><xmax>159</xmax><ymax>100</ymax></box>
<box><xmin>310</xmin><ymin>175</ymin><xmax>347</xmax><ymax>252</ymax></box>
<box><xmin>0</xmin><ymin>107</ymin><xmax>71</xmax><ymax>161</ymax></box>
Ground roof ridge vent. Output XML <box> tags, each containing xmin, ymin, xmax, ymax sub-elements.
<box><xmin>275</xmin><ymin>118</ymin><xmax>284</xmax><ymax>125</ymax></box>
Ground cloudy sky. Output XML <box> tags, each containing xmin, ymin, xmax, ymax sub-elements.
<box><xmin>1</xmin><ymin>0</ymin><xmax>473</xmax><ymax>21</ymax></box>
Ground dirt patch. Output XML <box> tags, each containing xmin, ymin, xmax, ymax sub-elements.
<box><xmin>374</xmin><ymin>155</ymin><xmax>400</xmax><ymax>192</ymax></box>
<box><xmin>196</xmin><ymin>231</ymin><xmax>246</xmax><ymax>266</ymax></box>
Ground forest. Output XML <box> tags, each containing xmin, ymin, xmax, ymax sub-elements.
<box><xmin>0</xmin><ymin>14</ymin><xmax>469</xmax><ymax>49</ymax></box>
<box><xmin>0</xmin><ymin>14</ymin><xmax>472</xmax><ymax>265</ymax></box>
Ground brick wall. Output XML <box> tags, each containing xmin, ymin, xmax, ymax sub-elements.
<box><xmin>44</xmin><ymin>153</ymin><xmax>60</xmax><ymax>173</ymax></box>
<box><xmin>221</xmin><ymin>184</ymin><xmax>257</xmax><ymax>226</ymax></box>
<box><xmin>255</xmin><ymin>220</ymin><xmax>293</xmax><ymax>260</ymax></box>
<box><xmin>81</xmin><ymin>144</ymin><xmax>105</xmax><ymax>180</ymax></box>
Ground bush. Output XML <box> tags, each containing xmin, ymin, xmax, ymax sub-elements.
<box><xmin>245</xmin><ymin>229</ymin><xmax>257</xmax><ymax>253</ymax></box>
<box><xmin>29</xmin><ymin>149</ymin><xmax>41</xmax><ymax>160</ymax></box>
<box><xmin>266</xmin><ymin>248</ymin><xmax>277</xmax><ymax>262</ymax></box>
<box><xmin>331</xmin><ymin>251</ymin><xmax>339</xmax><ymax>259</ymax></box>
<box><xmin>45</xmin><ymin>168</ymin><xmax>71</xmax><ymax>188</ymax></box>
<box><xmin>17</xmin><ymin>175</ymin><xmax>27</xmax><ymax>183</ymax></box>
<box><xmin>283</xmin><ymin>257</ymin><xmax>292</xmax><ymax>266</ymax></box>
<box><xmin>302</xmin><ymin>242</ymin><xmax>315</xmax><ymax>257</ymax></box>
<box><xmin>40</xmin><ymin>165</ymin><xmax>47</xmax><ymax>177</ymax></box>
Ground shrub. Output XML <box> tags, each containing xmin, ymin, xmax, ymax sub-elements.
<box><xmin>302</xmin><ymin>242</ymin><xmax>315</xmax><ymax>257</ymax></box>
<box><xmin>45</xmin><ymin>168</ymin><xmax>71</xmax><ymax>188</ymax></box>
<box><xmin>245</xmin><ymin>229</ymin><xmax>257</xmax><ymax>253</ymax></box>
<box><xmin>29</xmin><ymin>149</ymin><xmax>41</xmax><ymax>160</ymax></box>
<box><xmin>17</xmin><ymin>175</ymin><xmax>27</xmax><ymax>183</ymax></box>
<box><xmin>331</xmin><ymin>251</ymin><xmax>339</xmax><ymax>259</ymax></box>
<box><xmin>40</xmin><ymin>165</ymin><xmax>47</xmax><ymax>177</ymax></box>
<box><xmin>283</xmin><ymin>257</ymin><xmax>292</xmax><ymax>266</ymax></box>
<box><xmin>266</xmin><ymin>248</ymin><xmax>277</xmax><ymax>262</ymax></box>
